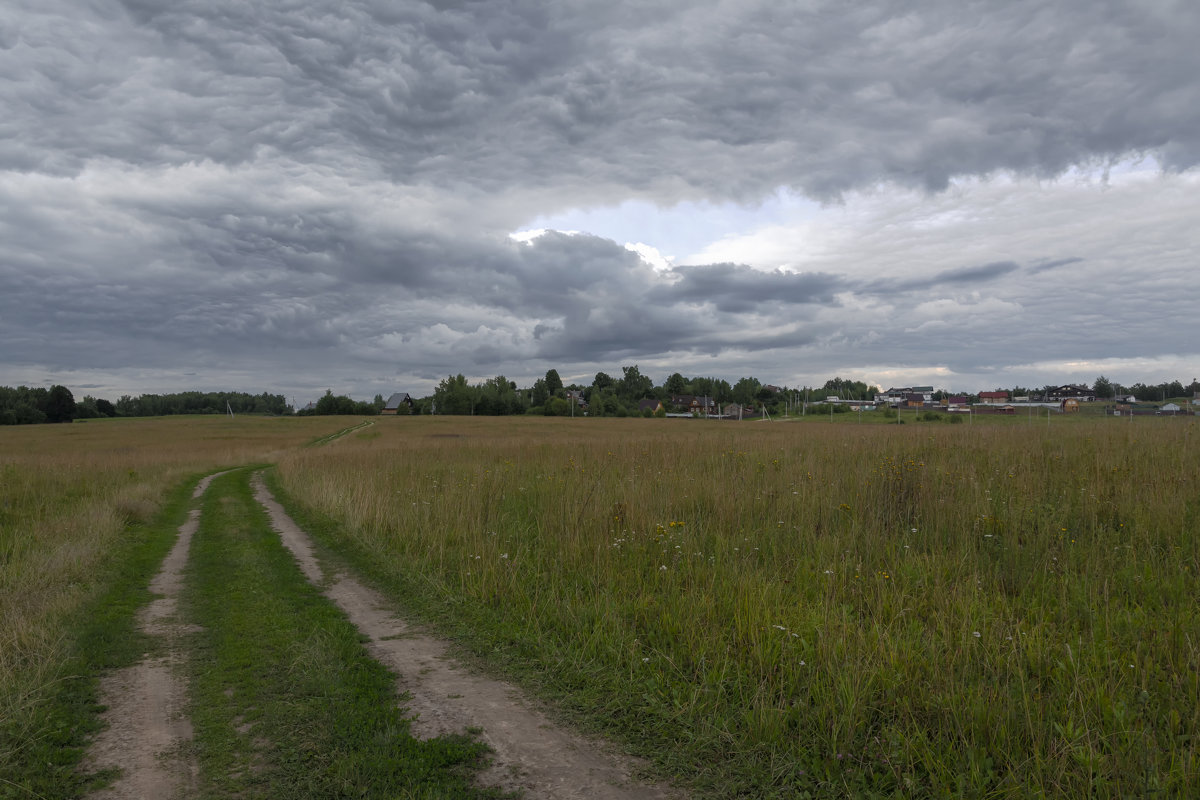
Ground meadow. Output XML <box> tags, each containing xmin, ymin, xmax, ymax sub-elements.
<box><xmin>0</xmin><ymin>416</ymin><xmax>351</xmax><ymax>795</ymax></box>
<box><xmin>272</xmin><ymin>414</ymin><xmax>1199</xmax><ymax>798</ymax></box>
<box><xmin>1</xmin><ymin>412</ymin><xmax>1196</xmax><ymax>798</ymax></box>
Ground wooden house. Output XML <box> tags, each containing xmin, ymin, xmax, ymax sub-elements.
<box><xmin>382</xmin><ymin>392</ymin><xmax>414</xmax><ymax>414</ymax></box>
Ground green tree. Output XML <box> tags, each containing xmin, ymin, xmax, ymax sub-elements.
<box><xmin>1093</xmin><ymin>376</ymin><xmax>1114</xmax><ymax>399</ymax></box>
<box><xmin>433</xmin><ymin>374</ymin><xmax>475</xmax><ymax>414</ymax></box>
<box><xmin>732</xmin><ymin>377</ymin><xmax>761</xmax><ymax>405</ymax></box>
<box><xmin>618</xmin><ymin>365</ymin><xmax>653</xmax><ymax>402</ymax></box>
<box><xmin>44</xmin><ymin>385</ymin><xmax>76</xmax><ymax>423</ymax></box>
<box><xmin>544</xmin><ymin>396</ymin><xmax>571</xmax><ymax>416</ymax></box>
<box><xmin>530</xmin><ymin>378</ymin><xmax>550</xmax><ymax>408</ymax></box>
<box><xmin>544</xmin><ymin>369</ymin><xmax>564</xmax><ymax>398</ymax></box>
<box><xmin>665</xmin><ymin>372</ymin><xmax>687</xmax><ymax>395</ymax></box>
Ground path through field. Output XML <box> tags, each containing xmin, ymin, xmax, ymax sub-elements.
<box><xmin>84</xmin><ymin>466</ymin><xmax>675</xmax><ymax>798</ymax></box>
<box><xmin>253</xmin><ymin>472</ymin><xmax>676</xmax><ymax>800</ymax></box>
<box><xmin>84</xmin><ymin>472</ymin><xmax>227</xmax><ymax>799</ymax></box>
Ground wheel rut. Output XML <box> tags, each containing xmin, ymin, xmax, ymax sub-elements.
<box><xmin>83</xmin><ymin>472</ymin><xmax>227</xmax><ymax>799</ymax></box>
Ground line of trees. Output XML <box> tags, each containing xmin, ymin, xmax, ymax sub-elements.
<box><xmin>418</xmin><ymin>369</ymin><xmax>880</xmax><ymax>417</ymax></box>
<box><xmin>1092</xmin><ymin>376</ymin><xmax>1198</xmax><ymax>402</ymax></box>
<box><xmin>0</xmin><ymin>386</ymin><xmax>290</xmax><ymax>425</ymax></box>
<box><xmin>296</xmin><ymin>390</ymin><xmax>384</xmax><ymax>416</ymax></box>
<box><xmin>987</xmin><ymin>377</ymin><xmax>1199</xmax><ymax>403</ymax></box>
<box><xmin>0</xmin><ymin>385</ymin><xmax>77</xmax><ymax>425</ymax></box>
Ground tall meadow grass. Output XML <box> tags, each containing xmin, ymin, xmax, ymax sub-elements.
<box><xmin>275</xmin><ymin>415</ymin><xmax>1199</xmax><ymax>797</ymax></box>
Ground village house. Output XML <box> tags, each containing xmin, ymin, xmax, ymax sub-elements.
<box><xmin>670</xmin><ymin>394</ymin><xmax>717</xmax><ymax>414</ymax></box>
<box><xmin>978</xmin><ymin>391</ymin><xmax>1009</xmax><ymax>405</ymax></box>
<box><xmin>878</xmin><ymin>386</ymin><xmax>933</xmax><ymax>405</ymax></box>
<box><xmin>381</xmin><ymin>392</ymin><xmax>414</xmax><ymax>414</ymax></box>
<box><xmin>1046</xmin><ymin>384</ymin><xmax>1096</xmax><ymax>401</ymax></box>
<box><xmin>638</xmin><ymin>398</ymin><xmax>663</xmax><ymax>415</ymax></box>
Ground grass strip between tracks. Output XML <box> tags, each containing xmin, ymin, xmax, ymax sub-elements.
<box><xmin>182</xmin><ymin>469</ymin><xmax>508</xmax><ymax>799</ymax></box>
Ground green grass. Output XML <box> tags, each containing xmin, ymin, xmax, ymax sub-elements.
<box><xmin>0</xmin><ymin>474</ymin><xmax>200</xmax><ymax>800</ymax></box>
<box><xmin>182</xmin><ymin>469</ymin><xmax>508</xmax><ymax>799</ymax></box>
<box><xmin>274</xmin><ymin>415</ymin><xmax>1200</xmax><ymax>798</ymax></box>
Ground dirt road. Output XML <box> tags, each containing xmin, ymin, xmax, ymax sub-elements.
<box><xmin>84</xmin><ymin>468</ymin><xmax>678</xmax><ymax>798</ymax></box>
<box><xmin>83</xmin><ymin>473</ymin><xmax>226</xmax><ymax>799</ymax></box>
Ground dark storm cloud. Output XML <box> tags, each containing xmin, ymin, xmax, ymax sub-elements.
<box><xmin>1027</xmin><ymin>257</ymin><xmax>1085</xmax><ymax>274</ymax></box>
<box><xmin>862</xmin><ymin>260</ymin><xmax>1020</xmax><ymax>294</ymax></box>
<box><xmin>651</xmin><ymin>264</ymin><xmax>846</xmax><ymax>313</ymax></box>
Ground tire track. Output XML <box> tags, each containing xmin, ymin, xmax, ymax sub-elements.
<box><xmin>252</xmin><ymin>472</ymin><xmax>679</xmax><ymax>800</ymax></box>
<box><xmin>84</xmin><ymin>471</ymin><xmax>227</xmax><ymax>800</ymax></box>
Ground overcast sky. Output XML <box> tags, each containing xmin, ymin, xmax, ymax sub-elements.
<box><xmin>2</xmin><ymin>1</ymin><xmax>1197</xmax><ymax>403</ymax></box>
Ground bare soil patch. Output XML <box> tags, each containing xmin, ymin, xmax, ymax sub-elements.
<box><xmin>252</xmin><ymin>474</ymin><xmax>679</xmax><ymax>800</ymax></box>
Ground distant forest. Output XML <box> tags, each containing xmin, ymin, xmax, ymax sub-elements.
<box><xmin>1</xmin><ymin>371</ymin><xmax>1195</xmax><ymax>425</ymax></box>
<box><xmin>0</xmin><ymin>386</ymin><xmax>288</xmax><ymax>425</ymax></box>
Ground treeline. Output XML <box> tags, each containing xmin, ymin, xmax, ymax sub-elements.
<box><xmin>996</xmin><ymin>377</ymin><xmax>1199</xmax><ymax>402</ymax></box>
<box><xmin>295</xmin><ymin>390</ymin><xmax>384</xmax><ymax>416</ymax></box>
<box><xmin>113</xmin><ymin>391</ymin><xmax>289</xmax><ymax>417</ymax></box>
<box><xmin>0</xmin><ymin>386</ymin><xmax>289</xmax><ymax>425</ymax></box>
<box><xmin>0</xmin><ymin>385</ymin><xmax>78</xmax><ymax>425</ymax></box>
<box><xmin>1091</xmin><ymin>376</ymin><xmax>1198</xmax><ymax>402</ymax></box>
<box><xmin>417</xmin><ymin>368</ymin><xmax>879</xmax><ymax>417</ymax></box>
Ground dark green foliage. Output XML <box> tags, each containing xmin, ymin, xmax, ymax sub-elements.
<box><xmin>44</xmin><ymin>385</ymin><xmax>76</xmax><ymax>423</ymax></box>
<box><xmin>819</xmin><ymin>376</ymin><xmax>876</xmax><ymax>400</ymax></box>
<box><xmin>732</xmin><ymin>376</ymin><xmax>762</xmax><ymax>405</ymax></box>
<box><xmin>618</xmin><ymin>365</ymin><xmax>653</xmax><ymax>402</ymax></box>
<box><xmin>0</xmin><ymin>385</ymin><xmax>76</xmax><ymax>424</ymax></box>
<box><xmin>111</xmin><ymin>391</ymin><xmax>289</xmax><ymax>417</ymax></box>
<box><xmin>310</xmin><ymin>389</ymin><xmax>378</xmax><ymax>416</ymax></box>
<box><xmin>543</xmin><ymin>397</ymin><xmax>571</xmax><ymax>416</ymax></box>
<box><xmin>544</xmin><ymin>369</ymin><xmax>563</xmax><ymax>397</ymax></box>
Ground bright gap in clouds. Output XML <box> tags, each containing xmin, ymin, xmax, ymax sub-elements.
<box><xmin>512</xmin><ymin>190</ymin><xmax>823</xmax><ymax>267</ymax></box>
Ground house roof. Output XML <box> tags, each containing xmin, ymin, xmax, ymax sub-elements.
<box><xmin>383</xmin><ymin>392</ymin><xmax>412</xmax><ymax>410</ymax></box>
<box><xmin>979</xmin><ymin>391</ymin><xmax>1009</xmax><ymax>399</ymax></box>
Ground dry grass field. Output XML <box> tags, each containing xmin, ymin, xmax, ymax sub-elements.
<box><xmin>274</xmin><ymin>414</ymin><xmax>1198</xmax><ymax>797</ymax></box>
<box><xmin>2</xmin><ymin>413</ymin><xmax>1196</xmax><ymax>798</ymax></box>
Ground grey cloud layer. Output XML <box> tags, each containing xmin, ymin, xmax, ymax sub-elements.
<box><xmin>6</xmin><ymin>1</ymin><xmax>1199</xmax><ymax>205</ymax></box>
<box><xmin>2</xmin><ymin>1</ymin><xmax>1197</xmax><ymax>397</ymax></box>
